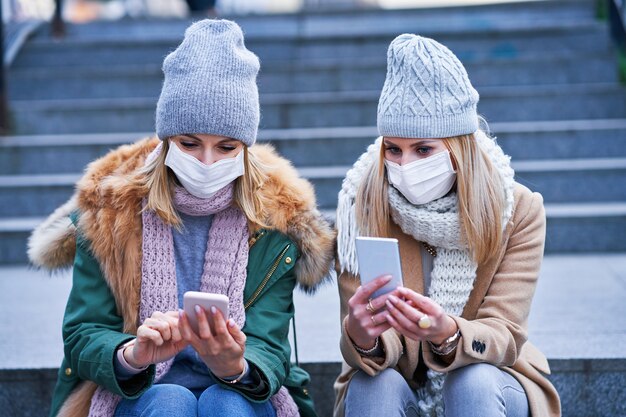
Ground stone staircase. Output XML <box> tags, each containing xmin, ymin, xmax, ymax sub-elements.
<box><xmin>1</xmin><ymin>1</ymin><xmax>626</xmax><ymax>416</ymax></box>
<box><xmin>2</xmin><ymin>1</ymin><xmax>626</xmax><ymax>265</ymax></box>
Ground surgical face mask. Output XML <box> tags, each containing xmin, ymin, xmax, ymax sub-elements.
<box><xmin>165</xmin><ymin>141</ymin><xmax>245</xmax><ymax>199</ymax></box>
<box><xmin>384</xmin><ymin>150</ymin><xmax>457</xmax><ymax>205</ymax></box>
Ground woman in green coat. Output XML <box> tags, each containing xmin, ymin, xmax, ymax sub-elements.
<box><xmin>27</xmin><ymin>19</ymin><xmax>334</xmax><ymax>417</ymax></box>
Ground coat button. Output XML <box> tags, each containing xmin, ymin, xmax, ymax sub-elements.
<box><xmin>64</xmin><ymin>367</ymin><xmax>72</xmax><ymax>376</ymax></box>
<box><xmin>285</xmin><ymin>257</ymin><xmax>292</xmax><ymax>264</ymax></box>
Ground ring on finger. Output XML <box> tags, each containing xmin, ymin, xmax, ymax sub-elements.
<box><xmin>418</xmin><ymin>314</ymin><xmax>432</xmax><ymax>329</ymax></box>
<box><xmin>371</xmin><ymin>315</ymin><xmax>377</xmax><ymax>325</ymax></box>
<box><xmin>366</xmin><ymin>298</ymin><xmax>375</xmax><ymax>313</ymax></box>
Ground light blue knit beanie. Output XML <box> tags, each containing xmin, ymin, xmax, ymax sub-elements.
<box><xmin>156</xmin><ymin>19</ymin><xmax>260</xmax><ymax>146</ymax></box>
<box><xmin>377</xmin><ymin>34</ymin><xmax>479</xmax><ymax>139</ymax></box>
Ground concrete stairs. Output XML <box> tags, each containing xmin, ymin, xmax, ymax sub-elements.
<box><xmin>1</xmin><ymin>254</ymin><xmax>626</xmax><ymax>417</ymax></box>
<box><xmin>1</xmin><ymin>0</ymin><xmax>626</xmax><ymax>416</ymax></box>
<box><xmin>3</xmin><ymin>118</ymin><xmax>626</xmax><ymax>262</ymax></box>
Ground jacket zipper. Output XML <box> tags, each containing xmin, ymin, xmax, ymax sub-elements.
<box><xmin>248</xmin><ymin>229</ymin><xmax>266</xmax><ymax>248</ymax></box>
<box><xmin>244</xmin><ymin>244</ymin><xmax>290</xmax><ymax>310</ymax></box>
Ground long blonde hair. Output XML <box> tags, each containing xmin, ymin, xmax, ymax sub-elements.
<box><xmin>137</xmin><ymin>140</ymin><xmax>269</xmax><ymax>229</ymax></box>
<box><xmin>355</xmin><ymin>132</ymin><xmax>505</xmax><ymax>264</ymax></box>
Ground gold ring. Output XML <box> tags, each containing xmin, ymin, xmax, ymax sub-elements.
<box><xmin>418</xmin><ymin>314</ymin><xmax>432</xmax><ymax>329</ymax></box>
<box><xmin>366</xmin><ymin>298</ymin><xmax>375</xmax><ymax>313</ymax></box>
<box><xmin>371</xmin><ymin>315</ymin><xmax>377</xmax><ymax>325</ymax></box>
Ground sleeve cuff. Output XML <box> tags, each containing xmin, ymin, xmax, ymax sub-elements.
<box><xmin>114</xmin><ymin>339</ymin><xmax>149</xmax><ymax>381</ymax></box>
<box><xmin>215</xmin><ymin>361</ymin><xmax>270</xmax><ymax>401</ymax></box>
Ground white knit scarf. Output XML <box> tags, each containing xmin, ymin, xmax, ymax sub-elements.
<box><xmin>336</xmin><ymin>130</ymin><xmax>515</xmax><ymax>416</ymax></box>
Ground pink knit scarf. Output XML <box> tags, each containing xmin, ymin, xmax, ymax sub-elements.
<box><xmin>87</xmin><ymin>143</ymin><xmax>299</xmax><ymax>417</ymax></box>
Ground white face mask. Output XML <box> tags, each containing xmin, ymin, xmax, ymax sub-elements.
<box><xmin>384</xmin><ymin>150</ymin><xmax>457</xmax><ymax>205</ymax></box>
<box><xmin>165</xmin><ymin>140</ymin><xmax>245</xmax><ymax>199</ymax></box>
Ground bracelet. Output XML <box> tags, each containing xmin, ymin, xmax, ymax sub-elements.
<box><xmin>215</xmin><ymin>360</ymin><xmax>248</xmax><ymax>385</ymax></box>
<box><xmin>353</xmin><ymin>337</ymin><xmax>380</xmax><ymax>356</ymax></box>
<box><xmin>428</xmin><ymin>329</ymin><xmax>462</xmax><ymax>356</ymax></box>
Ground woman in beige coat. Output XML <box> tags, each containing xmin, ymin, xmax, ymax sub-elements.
<box><xmin>333</xmin><ymin>34</ymin><xmax>560</xmax><ymax>417</ymax></box>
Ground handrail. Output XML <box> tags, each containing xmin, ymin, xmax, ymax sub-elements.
<box><xmin>608</xmin><ymin>0</ymin><xmax>626</xmax><ymax>82</ymax></box>
<box><xmin>609</xmin><ymin>0</ymin><xmax>626</xmax><ymax>49</ymax></box>
<box><xmin>0</xmin><ymin>0</ymin><xmax>64</xmax><ymax>133</ymax></box>
<box><xmin>0</xmin><ymin>4</ymin><xmax>7</xmax><ymax>135</ymax></box>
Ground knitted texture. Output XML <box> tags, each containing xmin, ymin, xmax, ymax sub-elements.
<box><xmin>88</xmin><ymin>144</ymin><xmax>298</xmax><ymax>417</ymax></box>
<box><xmin>377</xmin><ymin>34</ymin><xmax>479</xmax><ymax>139</ymax></box>
<box><xmin>337</xmin><ymin>130</ymin><xmax>514</xmax><ymax>275</ymax></box>
<box><xmin>335</xmin><ymin>131</ymin><xmax>516</xmax><ymax>417</ymax></box>
<box><xmin>156</xmin><ymin>19</ymin><xmax>260</xmax><ymax>146</ymax></box>
<box><xmin>388</xmin><ymin>188</ymin><xmax>474</xmax><ymax>417</ymax></box>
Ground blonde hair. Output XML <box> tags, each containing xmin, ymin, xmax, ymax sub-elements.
<box><xmin>137</xmin><ymin>140</ymin><xmax>269</xmax><ymax>229</ymax></box>
<box><xmin>355</xmin><ymin>132</ymin><xmax>505</xmax><ymax>264</ymax></box>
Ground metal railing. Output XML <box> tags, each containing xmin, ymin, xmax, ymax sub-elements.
<box><xmin>608</xmin><ymin>0</ymin><xmax>626</xmax><ymax>83</ymax></box>
<box><xmin>609</xmin><ymin>0</ymin><xmax>626</xmax><ymax>49</ymax></box>
<box><xmin>0</xmin><ymin>0</ymin><xmax>63</xmax><ymax>133</ymax></box>
<box><xmin>0</xmin><ymin>4</ymin><xmax>6</xmax><ymax>135</ymax></box>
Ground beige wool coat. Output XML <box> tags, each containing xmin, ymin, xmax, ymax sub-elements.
<box><xmin>334</xmin><ymin>183</ymin><xmax>561</xmax><ymax>417</ymax></box>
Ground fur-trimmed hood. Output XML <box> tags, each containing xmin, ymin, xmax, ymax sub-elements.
<box><xmin>28</xmin><ymin>137</ymin><xmax>335</xmax><ymax>293</ymax></box>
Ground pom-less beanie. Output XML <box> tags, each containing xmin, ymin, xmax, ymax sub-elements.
<box><xmin>377</xmin><ymin>34</ymin><xmax>479</xmax><ymax>139</ymax></box>
<box><xmin>156</xmin><ymin>19</ymin><xmax>260</xmax><ymax>146</ymax></box>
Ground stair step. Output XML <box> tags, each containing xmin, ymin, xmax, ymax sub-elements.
<box><xmin>8</xmin><ymin>53</ymin><xmax>618</xmax><ymax>100</ymax></box>
<box><xmin>13</xmin><ymin>22</ymin><xmax>611</xmax><ymax>69</ymax></box>
<box><xmin>0</xmin><ymin>217</ymin><xmax>42</xmax><ymax>231</ymax></box>
<box><xmin>1</xmin><ymin>157</ymin><xmax>625</xmax><ymax>216</ymax></box>
<box><xmin>305</xmin><ymin>159</ymin><xmax>626</xmax><ymax>207</ymax></box>
<box><xmin>3</xmin><ymin>199</ymin><xmax>626</xmax><ymax>264</ymax></box>
<box><xmin>25</xmin><ymin>0</ymin><xmax>597</xmax><ymax>43</ymax></box>
<box><xmin>25</xmin><ymin>12</ymin><xmax>603</xmax><ymax>42</ymax></box>
<box><xmin>9</xmin><ymin>83</ymin><xmax>626</xmax><ymax>135</ymax></box>
<box><xmin>543</xmin><ymin>201</ymin><xmax>626</xmax><ymax>217</ymax></box>
<box><xmin>1</xmin><ymin>250</ymin><xmax>626</xmax><ymax>417</ymax></box>
<box><xmin>2</xmin><ymin>119</ymin><xmax>626</xmax><ymax>174</ymax></box>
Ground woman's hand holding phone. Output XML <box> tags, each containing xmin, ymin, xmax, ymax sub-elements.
<box><xmin>126</xmin><ymin>310</ymin><xmax>189</xmax><ymax>368</ymax></box>
<box><xmin>178</xmin><ymin>305</ymin><xmax>247</xmax><ymax>379</ymax></box>
<box><xmin>346</xmin><ymin>274</ymin><xmax>401</xmax><ymax>350</ymax></box>
<box><xmin>385</xmin><ymin>287</ymin><xmax>458</xmax><ymax>345</ymax></box>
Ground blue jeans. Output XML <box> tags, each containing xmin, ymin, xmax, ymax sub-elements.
<box><xmin>443</xmin><ymin>363</ymin><xmax>529</xmax><ymax>417</ymax></box>
<box><xmin>345</xmin><ymin>364</ymin><xmax>529</xmax><ymax>417</ymax></box>
<box><xmin>114</xmin><ymin>384</ymin><xmax>276</xmax><ymax>417</ymax></box>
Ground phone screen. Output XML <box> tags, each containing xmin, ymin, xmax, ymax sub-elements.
<box><xmin>356</xmin><ymin>237</ymin><xmax>403</xmax><ymax>298</ymax></box>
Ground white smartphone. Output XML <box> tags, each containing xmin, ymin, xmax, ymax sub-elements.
<box><xmin>355</xmin><ymin>236</ymin><xmax>403</xmax><ymax>298</ymax></box>
<box><xmin>183</xmin><ymin>291</ymin><xmax>229</xmax><ymax>333</ymax></box>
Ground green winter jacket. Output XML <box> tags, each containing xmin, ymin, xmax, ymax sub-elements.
<box><xmin>27</xmin><ymin>138</ymin><xmax>335</xmax><ymax>417</ymax></box>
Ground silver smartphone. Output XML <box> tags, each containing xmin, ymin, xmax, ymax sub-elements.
<box><xmin>183</xmin><ymin>291</ymin><xmax>229</xmax><ymax>333</ymax></box>
<box><xmin>355</xmin><ymin>236</ymin><xmax>403</xmax><ymax>298</ymax></box>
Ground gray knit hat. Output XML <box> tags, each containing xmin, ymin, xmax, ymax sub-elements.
<box><xmin>377</xmin><ymin>34</ymin><xmax>479</xmax><ymax>138</ymax></box>
<box><xmin>156</xmin><ymin>19</ymin><xmax>260</xmax><ymax>146</ymax></box>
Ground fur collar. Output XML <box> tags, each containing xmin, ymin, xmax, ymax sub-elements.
<box><xmin>28</xmin><ymin>137</ymin><xmax>335</xmax><ymax>294</ymax></box>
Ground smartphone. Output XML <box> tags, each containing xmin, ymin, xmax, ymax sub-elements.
<box><xmin>183</xmin><ymin>291</ymin><xmax>229</xmax><ymax>333</ymax></box>
<box><xmin>355</xmin><ymin>236</ymin><xmax>403</xmax><ymax>299</ymax></box>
